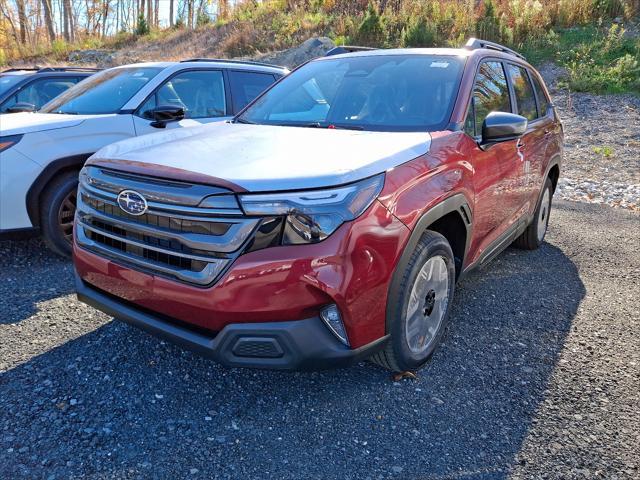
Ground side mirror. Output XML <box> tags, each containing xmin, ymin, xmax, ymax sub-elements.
<box><xmin>147</xmin><ymin>105</ymin><xmax>185</xmax><ymax>128</ymax></box>
<box><xmin>480</xmin><ymin>111</ymin><xmax>527</xmax><ymax>149</ymax></box>
<box><xmin>6</xmin><ymin>102</ymin><xmax>36</xmax><ymax>113</ymax></box>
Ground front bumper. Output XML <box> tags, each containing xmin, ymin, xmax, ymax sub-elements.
<box><xmin>76</xmin><ymin>273</ymin><xmax>388</xmax><ymax>370</ymax></box>
<box><xmin>74</xmin><ymin>199</ymin><xmax>410</xmax><ymax>348</ymax></box>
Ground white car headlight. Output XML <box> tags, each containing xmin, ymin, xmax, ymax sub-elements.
<box><xmin>238</xmin><ymin>174</ymin><xmax>384</xmax><ymax>244</ymax></box>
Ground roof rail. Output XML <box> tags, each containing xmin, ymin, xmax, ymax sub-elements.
<box><xmin>179</xmin><ymin>58</ymin><xmax>287</xmax><ymax>70</ymax></box>
<box><xmin>324</xmin><ymin>46</ymin><xmax>376</xmax><ymax>57</ymax></box>
<box><xmin>463</xmin><ymin>38</ymin><xmax>525</xmax><ymax>60</ymax></box>
<box><xmin>2</xmin><ymin>66</ymin><xmax>100</xmax><ymax>73</ymax></box>
<box><xmin>2</xmin><ymin>67</ymin><xmax>41</xmax><ymax>73</ymax></box>
<box><xmin>37</xmin><ymin>67</ymin><xmax>101</xmax><ymax>72</ymax></box>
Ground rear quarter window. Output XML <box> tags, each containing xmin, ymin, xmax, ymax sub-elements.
<box><xmin>530</xmin><ymin>73</ymin><xmax>551</xmax><ymax>118</ymax></box>
<box><xmin>229</xmin><ymin>71</ymin><xmax>276</xmax><ymax>113</ymax></box>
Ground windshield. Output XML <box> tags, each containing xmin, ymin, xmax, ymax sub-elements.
<box><xmin>0</xmin><ymin>74</ymin><xmax>27</xmax><ymax>96</ymax></box>
<box><xmin>40</xmin><ymin>66</ymin><xmax>163</xmax><ymax>115</ymax></box>
<box><xmin>237</xmin><ymin>54</ymin><xmax>464</xmax><ymax>132</ymax></box>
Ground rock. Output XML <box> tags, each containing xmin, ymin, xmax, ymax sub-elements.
<box><xmin>67</xmin><ymin>49</ymin><xmax>114</xmax><ymax>66</ymax></box>
<box><xmin>251</xmin><ymin>37</ymin><xmax>335</xmax><ymax>68</ymax></box>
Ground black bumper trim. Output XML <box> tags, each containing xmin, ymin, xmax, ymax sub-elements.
<box><xmin>0</xmin><ymin>227</ymin><xmax>38</xmax><ymax>241</ymax></box>
<box><xmin>75</xmin><ymin>273</ymin><xmax>389</xmax><ymax>371</ymax></box>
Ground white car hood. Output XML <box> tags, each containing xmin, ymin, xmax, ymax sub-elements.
<box><xmin>91</xmin><ymin>122</ymin><xmax>431</xmax><ymax>192</ymax></box>
<box><xmin>0</xmin><ymin>112</ymin><xmax>100</xmax><ymax>135</ymax></box>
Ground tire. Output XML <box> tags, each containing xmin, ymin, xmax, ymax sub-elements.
<box><xmin>513</xmin><ymin>178</ymin><xmax>553</xmax><ymax>250</ymax></box>
<box><xmin>39</xmin><ymin>170</ymin><xmax>79</xmax><ymax>257</ymax></box>
<box><xmin>371</xmin><ymin>230</ymin><xmax>456</xmax><ymax>372</ymax></box>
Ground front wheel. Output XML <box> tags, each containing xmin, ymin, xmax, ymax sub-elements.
<box><xmin>371</xmin><ymin>231</ymin><xmax>456</xmax><ymax>372</ymax></box>
<box><xmin>40</xmin><ymin>170</ymin><xmax>79</xmax><ymax>257</ymax></box>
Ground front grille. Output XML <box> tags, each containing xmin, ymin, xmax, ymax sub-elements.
<box><xmin>76</xmin><ymin>166</ymin><xmax>261</xmax><ymax>286</ymax></box>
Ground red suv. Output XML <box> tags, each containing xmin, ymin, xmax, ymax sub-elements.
<box><xmin>74</xmin><ymin>39</ymin><xmax>562</xmax><ymax>372</ymax></box>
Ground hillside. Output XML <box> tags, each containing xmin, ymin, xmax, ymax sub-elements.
<box><xmin>4</xmin><ymin>1</ymin><xmax>640</xmax><ymax>94</ymax></box>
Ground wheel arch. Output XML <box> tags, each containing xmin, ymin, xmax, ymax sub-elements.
<box><xmin>26</xmin><ymin>153</ymin><xmax>93</xmax><ymax>228</ymax></box>
<box><xmin>385</xmin><ymin>193</ymin><xmax>472</xmax><ymax>334</ymax></box>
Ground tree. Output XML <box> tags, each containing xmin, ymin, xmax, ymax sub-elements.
<box><xmin>41</xmin><ymin>0</ymin><xmax>55</xmax><ymax>42</ymax></box>
<box><xmin>187</xmin><ymin>0</ymin><xmax>193</xmax><ymax>28</ymax></box>
<box><xmin>62</xmin><ymin>0</ymin><xmax>75</xmax><ymax>42</ymax></box>
<box><xmin>15</xmin><ymin>0</ymin><xmax>26</xmax><ymax>44</ymax></box>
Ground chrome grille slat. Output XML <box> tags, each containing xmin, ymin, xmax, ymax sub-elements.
<box><xmin>77</xmin><ymin>194</ymin><xmax>258</xmax><ymax>253</ymax></box>
<box><xmin>81</xmin><ymin>181</ymin><xmax>244</xmax><ymax>217</ymax></box>
<box><xmin>76</xmin><ymin>228</ymin><xmax>227</xmax><ymax>285</ymax></box>
<box><xmin>76</xmin><ymin>166</ymin><xmax>260</xmax><ymax>286</ymax></box>
<box><xmin>80</xmin><ymin>222</ymin><xmax>225</xmax><ymax>263</ymax></box>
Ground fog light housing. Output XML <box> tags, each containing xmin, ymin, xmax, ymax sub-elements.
<box><xmin>320</xmin><ymin>304</ymin><xmax>349</xmax><ymax>346</ymax></box>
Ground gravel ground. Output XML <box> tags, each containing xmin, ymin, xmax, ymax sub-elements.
<box><xmin>1</xmin><ymin>200</ymin><xmax>638</xmax><ymax>479</ymax></box>
<box><xmin>539</xmin><ymin>63</ymin><xmax>640</xmax><ymax>211</ymax></box>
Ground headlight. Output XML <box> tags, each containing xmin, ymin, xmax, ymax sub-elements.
<box><xmin>0</xmin><ymin>134</ymin><xmax>23</xmax><ymax>153</ymax></box>
<box><xmin>239</xmin><ymin>174</ymin><xmax>384</xmax><ymax>244</ymax></box>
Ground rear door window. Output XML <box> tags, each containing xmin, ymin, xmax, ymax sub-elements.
<box><xmin>139</xmin><ymin>70</ymin><xmax>226</xmax><ymax>119</ymax></box>
<box><xmin>507</xmin><ymin>64</ymin><xmax>537</xmax><ymax>121</ymax></box>
<box><xmin>465</xmin><ymin>61</ymin><xmax>511</xmax><ymax>137</ymax></box>
<box><xmin>228</xmin><ymin>71</ymin><xmax>277</xmax><ymax>113</ymax></box>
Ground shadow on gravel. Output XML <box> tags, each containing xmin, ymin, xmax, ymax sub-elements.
<box><xmin>0</xmin><ymin>242</ymin><xmax>585</xmax><ymax>479</ymax></box>
<box><xmin>0</xmin><ymin>238</ymin><xmax>75</xmax><ymax>325</ymax></box>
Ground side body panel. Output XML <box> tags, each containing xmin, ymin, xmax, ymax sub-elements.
<box><xmin>378</xmin><ymin>131</ymin><xmax>475</xmax><ymax>265</ymax></box>
<box><xmin>3</xmin><ymin>115</ymin><xmax>136</xmax><ymax>230</ymax></box>
<box><xmin>0</xmin><ymin>148</ymin><xmax>43</xmax><ymax>230</ymax></box>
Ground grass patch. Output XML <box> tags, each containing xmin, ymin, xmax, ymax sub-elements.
<box><xmin>521</xmin><ymin>24</ymin><xmax>640</xmax><ymax>94</ymax></box>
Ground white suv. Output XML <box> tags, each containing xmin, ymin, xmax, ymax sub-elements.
<box><xmin>0</xmin><ymin>59</ymin><xmax>287</xmax><ymax>255</ymax></box>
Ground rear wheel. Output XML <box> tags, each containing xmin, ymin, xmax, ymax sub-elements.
<box><xmin>40</xmin><ymin>170</ymin><xmax>79</xmax><ymax>257</ymax></box>
<box><xmin>513</xmin><ymin>178</ymin><xmax>553</xmax><ymax>250</ymax></box>
<box><xmin>371</xmin><ymin>231</ymin><xmax>456</xmax><ymax>372</ymax></box>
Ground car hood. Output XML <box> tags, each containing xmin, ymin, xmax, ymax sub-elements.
<box><xmin>0</xmin><ymin>112</ymin><xmax>100</xmax><ymax>135</ymax></box>
<box><xmin>89</xmin><ymin>122</ymin><xmax>432</xmax><ymax>192</ymax></box>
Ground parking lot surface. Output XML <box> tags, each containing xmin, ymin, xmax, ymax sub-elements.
<box><xmin>1</xmin><ymin>200</ymin><xmax>638</xmax><ymax>479</ymax></box>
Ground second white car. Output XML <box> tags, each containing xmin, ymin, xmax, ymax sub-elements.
<box><xmin>0</xmin><ymin>59</ymin><xmax>287</xmax><ymax>255</ymax></box>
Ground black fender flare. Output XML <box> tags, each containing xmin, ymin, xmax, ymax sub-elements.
<box><xmin>544</xmin><ymin>154</ymin><xmax>562</xmax><ymax>191</ymax></box>
<box><xmin>531</xmin><ymin>154</ymin><xmax>562</xmax><ymax>219</ymax></box>
<box><xmin>385</xmin><ymin>193</ymin><xmax>473</xmax><ymax>333</ymax></box>
<box><xmin>26</xmin><ymin>153</ymin><xmax>94</xmax><ymax>228</ymax></box>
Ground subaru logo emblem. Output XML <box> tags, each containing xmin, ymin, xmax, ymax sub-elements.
<box><xmin>117</xmin><ymin>190</ymin><xmax>148</xmax><ymax>216</ymax></box>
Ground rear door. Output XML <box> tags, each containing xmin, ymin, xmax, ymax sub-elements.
<box><xmin>505</xmin><ymin>63</ymin><xmax>547</xmax><ymax>214</ymax></box>
<box><xmin>466</xmin><ymin>60</ymin><xmax>524</xmax><ymax>259</ymax></box>
<box><xmin>528</xmin><ymin>72</ymin><xmax>557</xmax><ymax>203</ymax></box>
<box><xmin>132</xmin><ymin>69</ymin><xmax>230</xmax><ymax>136</ymax></box>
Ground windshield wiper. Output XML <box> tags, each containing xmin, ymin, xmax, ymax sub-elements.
<box><xmin>299</xmin><ymin>122</ymin><xmax>364</xmax><ymax>130</ymax></box>
<box><xmin>233</xmin><ymin>117</ymin><xmax>256</xmax><ymax>124</ymax></box>
<box><xmin>329</xmin><ymin>124</ymin><xmax>365</xmax><ymax>131</ymax></box>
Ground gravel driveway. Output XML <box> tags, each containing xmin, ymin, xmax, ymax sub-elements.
<box><xmin>1</xmin><ymin>200</ymin><xmax>638</xmax><ymax>479</ymax></box>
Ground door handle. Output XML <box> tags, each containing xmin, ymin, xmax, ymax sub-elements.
<box><xmin>517</xmin><ymin>140</ymin><xmax>526</xmax><ymax>149</ymax></box>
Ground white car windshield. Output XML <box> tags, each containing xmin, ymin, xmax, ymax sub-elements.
<box><xmin>237</xmin><ymin>54</ymin><xmax>465</xmax><ymax>132</ymax></box>
<box><xmin>41</xmin><ymin>66</ymin><xmax>162</xmax><ymax>115</ymax></box>
<box><xmin>0</xmin><ymin>74</ymin><xmax>27</xmax><ymax>96</ymax></box>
